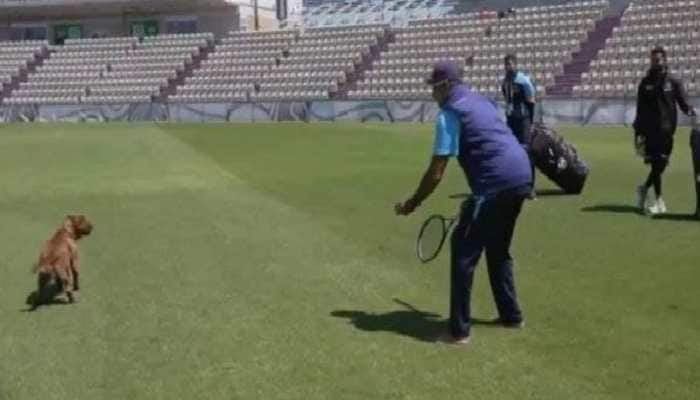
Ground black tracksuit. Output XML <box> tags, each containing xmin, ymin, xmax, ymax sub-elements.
<box><xmin>633</xmin><ymin>68</ymin><xmax>693</xmax><ymax>162</ymax></box>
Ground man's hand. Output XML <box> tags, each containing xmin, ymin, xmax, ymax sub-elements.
<box><xmin>394</xmin><ymin>156</ymin><xmax>449</xmax><ymax>217</ymax></box>
<box><xmin>394</xmin><ymin>199</ymin><xmax>418</xmax><ymax>216</ymax></box>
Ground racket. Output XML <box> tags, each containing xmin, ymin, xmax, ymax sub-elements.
<box><xmin>416</xmin><ymin>214</ymin><xmax>458</xmax><ymax>263</ymax></box>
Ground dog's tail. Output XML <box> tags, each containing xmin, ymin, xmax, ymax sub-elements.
<box><xmin>27</xmin><ymin>273</ymin><xmax>53</xmax><ymax>311</ymax></box>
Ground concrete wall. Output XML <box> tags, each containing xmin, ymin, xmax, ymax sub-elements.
<box><xmin>454</xmin><ymin>0</ymin><xmax>630</xmax><ymax>14</ymax></box>
<box><xmin>232</xmin><ymin>0</ymin><xmax>279</xmax><ymax>31</ymax></box>
<box><xmin>0</xmin><ymin>7</ymin><xmax>238</xmax><ymax>41</ymax></box>
<box><xmin>0</xmin><ymin>25</ymin><xmax>9</xmax><ymax>41</ymax></box>
<box><xmin>47</xmin><ymin>16</ymin><xmax>124</xmax><ymax>39</ymax></box>
<box><xmin>196</xmin><ymin>9</ymin><xmax>240</xmax><ymax>38</ymax></box>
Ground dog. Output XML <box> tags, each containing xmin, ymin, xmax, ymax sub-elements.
<box><xmin>28</xmin><ymin>215</ymin><xmax>93</xmax><ymax>310</ymax></box>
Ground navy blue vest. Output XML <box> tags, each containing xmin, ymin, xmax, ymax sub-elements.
<box><xmin>443</xmin><ymin>84</ymin><xmax>532</xmax><ymax>197</ymax></box>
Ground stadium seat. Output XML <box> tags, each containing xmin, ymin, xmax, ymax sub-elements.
<box><xmin>586</xmin><ymin>0</ymin><xmax>700</xmax><ymax>97</ymax></box>
<box><xmin>6</xmin><ymin>34</ymin><xmax>210</xmax><ymax>105</ymax></box>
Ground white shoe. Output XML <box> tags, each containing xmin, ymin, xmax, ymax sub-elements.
<box><xmin>646</xmin><ymin>197</ymin><xmax>667</xmax><ymax>215</ymax></box>
<box><xmin>645</xmin><ymin>190</ymin><xmax>658</xmax><ymax>215</ymax></box>
<box><xmin>646</xmin><ymin>200</ymin><xmax>659</xmax><ymax>215</ymax></box>
<box><xmin>636</xmin><ymin>185</ymin><xmax>648</xmax><ymax>211</ymax></box>
<box><xmin>656</xmin><ymin>197</ymin><xmax>667</xmax><ymax>214</ymax></box>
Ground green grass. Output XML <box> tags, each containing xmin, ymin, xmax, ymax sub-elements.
<box><xmin>0</xmin><ymin>122</ymin><xmax>698</xmax><ymax>400</ymax></box>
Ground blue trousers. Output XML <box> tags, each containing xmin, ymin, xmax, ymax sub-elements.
<box><xmin>508</xmin><ymin>116</ymin><xmax>536</xmax><ymax>187</ymax></box>
<box><xmin>449</xmin><ymin>187</ymin><xmax>528</xmax><ymax>338</ymax></box>
<box><xmin>507</xmin><ymin>116</ymin><xmax>532</xmax><ymax>146</ymax></box>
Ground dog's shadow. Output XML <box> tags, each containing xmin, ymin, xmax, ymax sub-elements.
<box><xmin>22</xmin><ymin>290</ymin><xmax>71</xmax><ymax>312</ymax></box>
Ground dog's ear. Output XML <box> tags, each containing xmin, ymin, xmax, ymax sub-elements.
<box><xmin>74</xmin><ymin>215</ymin><xmax>93</xmax><ymax>234</ymax></box>
<box><xmin>76</xmin><ymin>215</ymin><xmax>89</xmax><ymax>227</ymax></box>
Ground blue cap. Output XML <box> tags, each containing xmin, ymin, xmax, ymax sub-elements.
<box><xmin>426</xmin><ymin>60</ymin><xmax>462</xmax><ymax>86</ymax></box>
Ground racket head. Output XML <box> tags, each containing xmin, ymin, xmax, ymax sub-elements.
<box><xmin>416</xmin><ymin>214</ymin><xmax>454</xmax><ymax>263</ymax></box>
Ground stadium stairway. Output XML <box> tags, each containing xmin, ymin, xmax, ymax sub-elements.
<box><xmin>162</xmin><ymin>40</ymin><xmax>216</xmax><ymax>101</ymax></box>
<box><xmin>546</xmin><ymin>14</ymin><xmax>621</xmax><ymax>97</ymax></box>
<box><xmin>332</xmin><ymin>30</ymin><xmax>395</xmax><ymax>99</ymax></box>
<box><xmin>0</xmin><ymin>47</ymin><xmax>50</xmax><ymax>104</ymax></box>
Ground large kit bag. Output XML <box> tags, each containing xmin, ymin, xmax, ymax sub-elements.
<box><xmin>529</xmin><ymin>122</ymin><xmax>590</xmax><ymax>194</ymax></box>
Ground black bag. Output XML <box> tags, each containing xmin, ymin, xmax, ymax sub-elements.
<box><xmin>690</xmin><ymin>127</ymin><xmax>700</xmax><ymax>214</ymax></box>
<box><xmin>529</xmin><ymin>122</ymin><xmax>589</xmax><ymax>194</ymax></box>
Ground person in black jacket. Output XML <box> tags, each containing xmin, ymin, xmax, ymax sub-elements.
<box><xmin>634</xmin><ymin>46</ymin><xmax>696</xmax><ymax>215</ymax></box>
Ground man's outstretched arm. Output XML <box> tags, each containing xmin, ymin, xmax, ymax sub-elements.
<box><xmin>395</xmin><ymin>156</ymin><xmax>449</xmax><ymax>215</ymax></box>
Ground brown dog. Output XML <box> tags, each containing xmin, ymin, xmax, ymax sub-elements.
<box><xmin>29</xmin><ymin>215</ymin><xmax>93</xmax><ymax>310</ymax></box>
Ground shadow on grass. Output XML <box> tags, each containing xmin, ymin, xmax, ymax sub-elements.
<box><xmin>581</xmin><ymin>205</ymin><xmax>699</xmax><ymax>221</ymax></box>
<box><xmin>469</xmin><ymin>318</ymin><xmax>503</xmax><ymax>328</ymax></box>
<box><xmin>535</xmin><ymin>189</ymin><xmax>578</xmax><ymax>197</ymax></box>
<box><xmin>652</xmin><ymin>213</ymin><xmax>699</xmax><ymax>222</ymax></box>
<box><xmin>451</xmin><ymin>189</ymin><xmax>578</xmax><ymax>200</ymax></box>
<box><xmin>331</xmin><ymin>298</ymin><xmax>444</xmax><ymax>343</ymax></box>
<box><xmin>21</xmin><ymin>290</ymin><xmax>72</xmax><ymax>312</ymax></box>
<box><xmin>580</xmin><ymin>204</ymin><xmax>641</xmax><ymax>215</ymax></box>
<box><xmin>331</xmin><ymin>299</ymin><xmax>516</xmax><ymax>342</ymax></box>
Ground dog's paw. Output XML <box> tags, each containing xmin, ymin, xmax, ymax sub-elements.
<box><xmin>53</xmin><ymin>293</ymin><xmax>70</xmax><ymax>304</ymax></box>
<box><xmin>68</xmin><ymin>292</ymin><xmax>79</xmax><ymax>303</ymax></box>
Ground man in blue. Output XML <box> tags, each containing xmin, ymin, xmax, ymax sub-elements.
<box><xmin>395</xmin><ymin>61</ymin><xmax>533</xmax><ymax>346</ymax></box>
<box><xmin>503</xmin><ymin>54</ymin><xmax>537</xmax><ymax>195</ymax></box>
<box><xmin>502</xmin><ymin>54</ymin><xmax>536</xmax><ymax>144</ymax></box>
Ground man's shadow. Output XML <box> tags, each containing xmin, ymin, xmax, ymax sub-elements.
<box><xmin>331</xmin><ymin>299</ymin><xmax>444</xmax><ymax>343</ymax></box>
<box><xmin>652</xmin><ymin>213</ymin><xmax>699</xmax><ymax>222</ymax></box>
<box><xmin>451</xmin><ymin>189</ymin><xmax>578</xmax><ymax>199</ymax></box>
<box><xmin>535</xmin><ymin>189</ymin><xmax>578</xmax><ymax>197</ymax></box>
<box><xmin>580</xmin><ymin>204</ymin><xmax>641</xmax><ymax>215</ymax></box>
<box><xmin>581</xmin><ymin>205</ymin><xmax>700</xmax><ymax>220</ymax></box>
